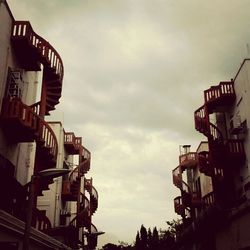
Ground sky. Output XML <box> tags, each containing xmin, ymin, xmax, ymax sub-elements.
<box><xmin>7</xmin><ymin>0</ymin><xmax>250</xmax><ymax>247</ymax></box>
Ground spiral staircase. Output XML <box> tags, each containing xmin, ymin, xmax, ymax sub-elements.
<box><xmin>1</xmin><ymin>21</ymin><xmax>64</xmax><ymax>172</ymax></box>
<box><xmin>194</xmin><ymin>81</ymin><xmax>245</xmax><ymax>177</ymax></box>
<box><xmin>0</xmin><ymin>20</ymin><xmax>65</xmax><ymax>236</ymax></box>
<box><xmin>173</xmin><ymin>152</ymin><xmax>202</xmax><ymax>218</ymax></box>
<box><xmin>61</xmin><ymin>132</ymin><xmax>100</xmax><ymax>248</ymax></box>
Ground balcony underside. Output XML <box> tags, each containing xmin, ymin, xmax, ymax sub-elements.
<box><xmin>64</xmin><ymin>143</ymin><xmax>80</xmax><ymax>155</ymax></box>
<box><xmin>206</xmin><ymin>96</ymin><xmax>236</xmax><ymax>114</ymax></box>
<box><xmin>1</xmin><ymin>117</ymin><xmax>36</xmax><ymax>142</ymax></box>
<box><xmin>12</xmin><ymin>38</ymin><xmax>41</xmax><ymax>71</ymax></box>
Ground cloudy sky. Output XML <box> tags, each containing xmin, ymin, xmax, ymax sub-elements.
<box><xmin>7</xmin><ymin>0</ymin><xmax>250</xmax><ymax>247</ymax></box>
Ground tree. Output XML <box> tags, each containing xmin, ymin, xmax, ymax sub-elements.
<box><xmin>147</xmin><ymin>228</ymin><xmax>153</xmax><ymax>250</ymax></box>
<box><xmin>140</xmin><ymin>225</ymin><xmax>147</xmax><ymax>250</ymax></box>
<box><xmin>102</xmin><ymin>243</ymin><xmax>121</xmax><ymax>250</ymax></box>
<box><xmin>151</xmin><ymin>227</ymin><xmax>159</xmax><ymax>249</ymax></box>
<box><xmin>135</xmin><ymin>230</ymin><xmax>141</xmax><ymax>250</ymax></box>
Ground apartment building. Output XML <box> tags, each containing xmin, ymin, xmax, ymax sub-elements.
<box><xmin>0</xmin><ymin>1</ymin><xmax>101</xmax><ymax>249</ymax></box>
<box><xmin>173</xmin><ymin>59</ymin><xmax>250</xmax><ymax>250</ymax></box>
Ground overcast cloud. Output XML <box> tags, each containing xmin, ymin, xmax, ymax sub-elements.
<box><xmin>7</xmin><ymin>0</ymin><xmax>250</xmax><ymax>247</ymax></box>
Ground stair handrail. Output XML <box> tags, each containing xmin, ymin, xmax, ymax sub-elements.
<box><xmin>202</xmin><ymin>191</ymin><xmax>215</xmax><ymax>207</ymax></box>
<box><xmin>38</xmin><ymin>118</ymin><xmax>58</xmax><ymax>161</ymax></box>
<box><xmin>29</xmin><ymin>101</ymin><xmax>41</xmax><ymax>115</ymax></box>
<box><xmin>194</xmin><ymin>105</ymin><xmax>208</xmax><ymax>133</ymax></box>
<box><xmin>32</xmin><ymin>207</ymin><xmax>52</xmax><ymax>232</ymax></box>
<box><xmin>69</xmin><ymin>194</ymin><xmax>91</xmax><ymax>228</ymax></box>
<box><xmin>91</xmin><ymin>185</ymin><xmax>98</xmax><ymax>201</ymax></box>
<box><xmin>172</xmin><ymin>166</ymin><xmax>182</xmax><ymax>189</ymax></box>
<box><xmin>12</xmin><ymin>21</ymin><xmax>64</xmax><ymax>78</ymax></box>
<box><xmin>1</xmin><ymin>98</ymin><xmax>58</xmax><ymax>161</ymax></box>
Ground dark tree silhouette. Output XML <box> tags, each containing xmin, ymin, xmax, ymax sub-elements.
<box><xmin>135</xmin><ymin>230</ymin><xmax>141</xmax><ymax>250</ymax></box>
<box><xmin>140</xmin><ymin>225</ymin><xmax>148</xmax><ymax>250</ymax></box>
<box><xmin>147</xmin><ymin>228</ymin><xmax>153</xmax><ymax>250</ymax></box>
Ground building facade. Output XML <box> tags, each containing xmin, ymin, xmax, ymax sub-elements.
<box><xmin>0</xmin><ymin>1</ymin><xmax>101</xmax><ymax>249</ymax></box>
<box><xmin>173</xmin><ymin>59</ymin><xmax>250</xmax><ymax>250</ymax></box>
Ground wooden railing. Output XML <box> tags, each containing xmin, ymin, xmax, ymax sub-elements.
<box><xmin>39</xmin><ymin>119</ymin><xmax>58</xmax><ymax>159</ymax></box>
<box><xmin>33</xmin><ymin>208</ymin><xmax>51</xmax><ymax>232</ymax></box>
<box><xmin>12</xmin><ymin>21</ymin><xmax>64</xmax><ymax>78</ymax></box>
<box><xmin>174</xmin><ymin>196</ymin><xmax>184</xmax><ymax>215</ymax></box>
<box><xmin>12</xmin><ymin>21</ymin><xmax>64</xmax><ymax>114</ymax></box>
<box><xmin>172</xmin><ymin>166</ymin><xmax>182</xmax><ymax>189</ymax></box>
<box><xmin>204</xmin><ymin>81</ymin><xmax>235</xmax><ymax>104</ymax></box>
<box><xmin>203</xmin><ymin>192</ymin><xmax>215</xmax><ymax>207</ymax></box>
<box><xmin>1</xmin><ymin>98</ymin><xmax>58</xmax><ymax>161</ymax></box>
<box><xmin>69</xmin><ymin>194</ymin><xmax>91</xmax><ymax>228</ymax></box>
<box><xmin>226</xmin><ymin>139</ymin><xmax>245</xmax><ymax>155</ymax></box>
<box><xmin>179</xmin><ymin>152</ymin><xmax>197</xmax><ymax>164</ymax></box>
<box><xmin>85</xmin><ymin>178</ymin><xmax>98</xmax><ymax>214</ymax></box>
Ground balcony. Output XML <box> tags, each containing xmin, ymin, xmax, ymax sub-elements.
<box><xmin>12</xmin><ymin>21</ymin><xmax>64</xmax><ymax>115</ymax></box>
<box><xmin>179</xmin><ymin>152</ymin><xmax>197</xmax><ymax>172</ymax></box>
<box><xmin>225</xmin><ymin>139</ymin><xmax>245</xmax><ymax>164</ymax></box>
<box><xmin>1</xmin><ymin>98</ymin><xmax>58</xmax><ymax>169</ymax></box>
<box><xmin>204</xmin><ymin>81</ymin><xmax>236</xmax><ymax>114</ymax></box>
<box><xmin>64</xmin><ymin>132</ymin><xmax>82</xmax><ymax>155</ymax></box>
<box><xmin>202</xmin><ymin>192</ymin><xmax>215</xmax><ymax>208</ymax></box>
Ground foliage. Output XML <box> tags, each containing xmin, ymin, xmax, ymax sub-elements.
<box><xmin>102</xmin><ymin>219</ymin><xmax>181</xmax><ymax>250</ymax></box>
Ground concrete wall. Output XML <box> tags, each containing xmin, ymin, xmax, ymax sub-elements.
<box><xmin>0</xmin><ymin>1</ymin><xmax>41</xmax><ymax>185</ymax></box>
<box><xmin>216</xmin><ymin>204</ymin><xmax>250</xmax><ymax>250</ymax></box>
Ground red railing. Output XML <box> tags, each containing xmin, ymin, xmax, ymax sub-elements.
<box><xmin>39</xmin><ymin>119</ymin><xmax>58</xmax><ymax>159</ymax></box>
<box><xmin>226</xmin><ymin>139</ymin><xmax>245</xmax><ymax>156</ymax></box>
<box><xmin>179</xmin><ymin>152</ymin><xmax>197</xmax><ymax>171</ymax></box>
<box><xmin>12</xmin><ymin>21</ymin><xmax>64</xmax><ymax>114</ymax></box>
<box><xmin>204</xmin><ymin>81</ymin><xmax>235</xmax><ymax>104</ymax></box>
<box><xmin>12</xmin><ymin>21</ymin><xmax>64</xmax><ymax>78</ymax></box>
<box><xmin>33</xmin><ymin>208</ymin><xmax>51</xmax><ymax>232</ymax></box>
<box><xmin>203</xmin><ymin>192</ymin><xmax>215</xmax><ymax>207</ymax></box>
<box><xmin>172</xmin><ymin>166</ymin><xmax>182</xmax><ymax>189</ymax></box>
<box><xmin>1</xmin><ymin>98</ymin><xmax>58</xmax><ymax>161</ymax></box>
<box><xmin>174</xmin><ymin>196</ymin><xmax>184</xmax><ymax>215</ymax></box>
<box><xmin>85</xmin><ymin>178</ymin><xmax>98</xmax><ymax>214</ymax></box>
<box><xmin>70</xmin><ymin>194</ymin><xmax>91</xmax><ymax>228</ymax></box>
<box><xmin>179</xmin><ymin>152</ymin><xmax>197</xmax><ymax>164</ymax></box>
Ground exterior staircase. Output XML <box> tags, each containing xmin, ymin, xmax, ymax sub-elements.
<box><xmin>194</xmin><ymin>80</ymin><xmax>245</xmax><ymax>177</ymax></box>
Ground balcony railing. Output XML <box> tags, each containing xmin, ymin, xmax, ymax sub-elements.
<box><xmin>204</xmin><ymin>81</ymin><xmax>235</xmax><ymax>112</ymax></box>
<box><xmin>64</xmin><ymin>132</ymin><xmax>82</xmax><ymax>155</ymax></box>
<box><xmin>174</xmin><ymin>196</ymin><xmax>185</xmax><ymax>216</ymax></box>
<box><xmin>1</xmin><ymin>98</ymin><xmax>58</xmax><ymax>167</ymax></box>
<box><xmin>179</xmin><ymin>152</ymin><xmax>197</xmax><ymax>171</ymax></box>
<box><xmin>202</xmin><ymin>192</ymin><xmax>215</xmax><ymax>207</ymax></box>
<box><xmin>33</xmin><ymin>208</ymin><xmax>51</xmax><ymax>232</ymax></box>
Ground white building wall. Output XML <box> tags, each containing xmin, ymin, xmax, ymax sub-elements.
<box><xmin>0</xmin><ymin>1</ymin><xmax>41</xmax><ymax>185</ymax></box>
<box><xmin>229</xmin><ymin>60</ymin><xmax>250</xmax><ymax>194</ymax></box>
